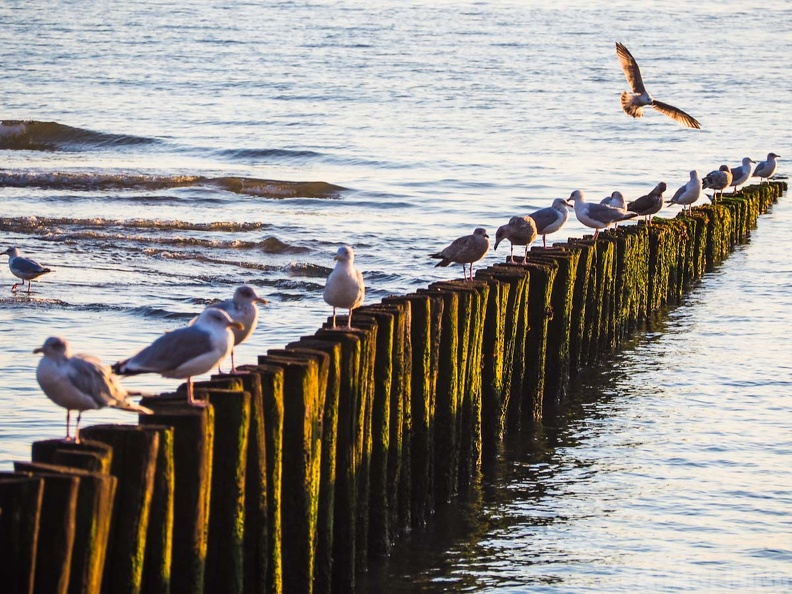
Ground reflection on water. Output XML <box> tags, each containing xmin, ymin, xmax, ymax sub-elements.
<box><xmin>358</xmin><ymin>199</ymin><xmax>792</xmax><ymax>592</ymax></box>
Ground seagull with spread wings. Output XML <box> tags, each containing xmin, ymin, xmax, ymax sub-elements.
<box><xmin>615</xmin><ymin>42</ymin><xmax>701</xmax><ymax>129</ymax></box>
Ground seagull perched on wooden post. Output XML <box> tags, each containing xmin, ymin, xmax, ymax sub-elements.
<box><xmin>429</xmin><ymin>227</ymin><xmax>490</xmax><ymax>281</ymax></box>
<box><xmin>615</xmin><ymin>42</ymin><xmax>701</xmax><ymax>129</ymax></box>
<box><xmin>323</xmin><ymin>245</ymin><xmax>365</xmax><ymax>329</ymax></box>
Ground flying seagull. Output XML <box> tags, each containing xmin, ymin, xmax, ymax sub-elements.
<box><xmin>35</xmin><ymin>336</ymin><xmax>152</xmax><ymax>442</ymax></box>
<box><xmin>323</xmin><ymin>245</ymin><xmax>365</xmax><ymax>329</ymax></box>
<box><xmin>615</xmin><ymin>42</ymin><xmax>701</xmax><ymax>129</ymax></box>
<box><xmin>429</xmin><ymin>227</ymin><xmax>490</xmax><ymax>281</ymax></box>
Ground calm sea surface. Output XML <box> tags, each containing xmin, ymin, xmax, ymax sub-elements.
<box><xmin>1</xmin><ymin>1</ymin><xmax>789</xmax><ymax>591</ymax></box>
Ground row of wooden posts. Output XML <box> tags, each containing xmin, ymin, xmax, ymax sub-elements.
<box><xmin>0</xmin><ymin>182</ymin><xmax>786</xmax><ymax>594</ymax></box>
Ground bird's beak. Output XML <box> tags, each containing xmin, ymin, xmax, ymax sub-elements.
<box><xmin>255</xmin><ymin>297</ymin><xmax>269</xmax><ymax>305</ymax></box>
<box><xmin>333</xmin><ymin>255</ymin><xmax>340</xmax><ymax>261</ymax></box>
<box><xmin>484</xmin><ymin>233</ymin><xmax>490</xmax><ymax>239</ymax></box>
<box><xmin>230</xmin><ymin>322</ymin><xmax>245</xmax><ymax>330</ymax></box>
<box><xmin>494</xmin><ymin>239</ymin><xmax>501</xmax><ymax>250</ymax></box>
<box><xmin>33</xmin><ymin>347</ymin><xmax>43</xmax><ymax>354</ymax></box>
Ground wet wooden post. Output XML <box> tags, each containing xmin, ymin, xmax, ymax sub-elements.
<box><xmin>258</xmin><ymin>350</ymin><xmax>327</xmax><ymax>594</ymax></box>
<box><xmin>308</xmin><ymin>328</ymin><xmax>362</xmax><ymax>593</ymax></box>
<box><xmin>518</xmin><ymin>260</ymin><xmax>558</xmax><ymax>427</ymax></box>
<box><xmin>202</xmin><ymin>383</ymin><xmax>251</xmax><ymax>594</ymax></box>
<box><xmin>138</xmin><ymin>425</ymin><xmax>175</xmax><ymax>594</ymax></box>
<box><xmin>30</xmin><ymin>440</ymin><xmax>116</xmax><ymax>594</ymax></box>
<box><xmin>382</xmin><ymin>297</ymin><xmax>413</xmax><ymax>541</ymax></box>
<box><xmin>612</xmin><ymin>225</ymin><xmax>649</xmax><ymax>342</ymax></box>
<box><xmin>351</xmin><ymin>307</ymin><xmax>394</xmax><ymax>558</ymax></box>
<box><xmin>0</xmin><ymin>474</ymin><xmax>44</xmax><ymax>594</ymax></box>
<box><xmin>452</xmin><ymin>279</ymin><xmax>489</xmax><ymax>493</ymax></box>
<box><xmin>420</xmin><ymin>284</ymin><xmax>459</xmax><ymax>505</ymax></box>
<box><xmin>469</xmin><ymin>270</ymin><xmax>509</xmax><ymax>469</ymax></box>
<box><xmin>398</xmin><ymin>292</ymin><xmax>440</xmax><ymax>529</ymax></box>
<box><xmin>227</xmin><ymin>370</ymin><xmax>270</xmax><ymax>594</ymax></box>
<box><xmin>529</xmin><ymin>248</ymin><xmax>580</xmax><ymax>415</ymax></box>
<box><xmin>78</xmin><ymin>425</ymin><xmax>161</xmax><ymax>594</ymax></box>
<box><xmin>4</xmin><ymin>470</ymin><xmax>77</xmax><ymax>594</ymax></box>
<box><xmin>139</xmin><ymin>398</ymin><xmax>215</xmax><ymax>594</ymax></box>
<box><xmin>283</xmin><ymin>337</ymin><xmax>341</xmax><ymax>594</ymax></box>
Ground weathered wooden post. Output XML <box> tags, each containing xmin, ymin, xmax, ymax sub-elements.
<box><xmin>0</xmin><ymin>474</ymin><xmax>43</xmax><ymax>594</ymax></box>
<box><xmin>79</xmin><ymin>425</ymin><xmax>161</xmax><ymax>594</ymax></box>
<box><xmin>139</xmin><ymin>398</ymin><xmax>214</xmax><ymax>594</ymax></box>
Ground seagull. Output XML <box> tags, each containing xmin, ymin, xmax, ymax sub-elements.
<box><xmin>494</xmin><ymin>216</ymin><xmax>538</xmax><ymax>264</ymax></box>
<box><xmin>34</xmin><ymin>336</ymin><xmax>152</xmax><ymax>442</ymax></box>
<box><xmin>702</xmin><ymin>165</ymin><xmax>733</xmax><ymax>201</ymax></box>
<box><xmin>668</xmin><ymin>170</ymin><xmax>703</xmax><ymax>214</ymax></box>
<box><xmin>3</xmin><ymin>247</ymin><xmax>52</xmax><ymax>294</ymax></box>
<box><xmin>567</xmin><ymin>190</ymin><xmax>637</xmax><ymax>240</ymax></box>
<box><xmin>627</xmin><ymin>182</ymin><xmax>667</xmax><ymax>224</ymax></box>
<box><xmin>323</xmin><ymin>245</ymin><xmax>365</xmax><ymax>329</ymax></box>
<box><xmin>197</xmin><ymin>285</ymin><xmax>268</xmax><ymax>372</ymax></box>
<box><xmin>429</xmin><ymin>227</ymin><xmax>490</xmax><ymax>281</ymax></box>
<box><xmin>615</xmin><ymin>42</ymin><xmax>701</xmax><ymax>129</ymax></box>
<box><xmin>752</xmin><ymin>152</ymin><xmax>780</xmax><ymax>183</ymax></box>
<box><xmin>112</xmin><ymin>308</ymin><xmax>243</xmax><ymax>406</ymax></box>
<box><xmin>528</xmin><ymin>198</ymin><xmax>571</xmax><ymax>248</ymax></box>
<box><xmin>600</xmin><ymin>191</ymin><xmax>627</xmax><ymax>212</ymax></box>
<box><xmin>729</xmin><ymin>157</ymin><xmax>756</xmax><ymax>194</ymax></box>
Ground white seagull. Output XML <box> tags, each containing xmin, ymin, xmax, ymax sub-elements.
<box><xmin>429</xmin><ymin>227</ymin><xmax>490</xmax><ymax>281</ymax></box>
<box><xmin>323</xmin><ymin>245</ymin><xmax>365</xmax><ymax>328</ymax></box>
<box><xmin>3</xmin><ymin>247</ymin><xmax>52</xmax><ymax>294</ymax></box>
<box><xmin>567</xmin><ymin>190</ymin><xmax>637</xmax><ymax>240</ymax></box>
<box><xmin>35</xmin><ymin>336</ymin><xmax>152</xmax><ymax>442</ymax></box>
<box><xmin>668</xmin><ymin>170</ymin><xmax>703</xmax><ymax>213</ymax></box>
<box><xmin>112</xmin><ymin>308</ymin><xmax>243</xmax><ymax>406</ymax></box>
<box><xmin>600</xmin><ymin>191</ymin><xmax>627</xmax><ymax>212</ymax></box>
<box><xmin>494</xmin><ymin>216</ymin><xmax>538</xmax><ymax>264</ymax></box>
<box><xmin>615</xmin><ymin>42</ymin><xmax>701</xmax><ymax>129</ymax></box>
<box><xmin>199</xmin><ymin>285</ymin><xmax>268</xmax><ymax>372</ymax></box>
<box><xmin>528</xmin><ymin>198</ymin><xmax>571</xmax><ymax>248</ymax></box>
<box><xmin>729</xmin><ymin>157</ymin><xmax>756</xmax><ymax>194</ymax></box>
<box><xmin>702</xmin><ymin>165</ymin><xmax>733</xmax><ymax>201</ymax></box>
<box><xmin>752</xmin><ymin>152</ymin><xmax>780</xmax><ymax>183</ymax></box>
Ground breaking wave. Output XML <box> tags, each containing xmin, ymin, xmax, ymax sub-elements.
<box><xmin>0</xmin><ymin>120</ymin><xmax>158</xmax><ymax>151</ymax></box>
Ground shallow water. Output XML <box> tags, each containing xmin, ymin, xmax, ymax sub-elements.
<box><xmin>0</xmin><ymin>1</ymin><xmax>790</xmax><ymax>590</ymax></box>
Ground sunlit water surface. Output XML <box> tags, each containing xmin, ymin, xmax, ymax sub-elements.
<box><xmin>0</xmin><ymin>1</ymin><xmax>789</xmax><ymax>591</ymax></box>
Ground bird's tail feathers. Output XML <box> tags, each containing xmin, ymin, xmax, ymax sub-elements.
<box><xmin>113</xmin><ymin>400</ymin><xmax>154</xmax><ymax>414</ymax></box>
<box><xmin>111</xmin><ymin>360</ymin><xmax>145</xmax><ymax>376</ymax></box>
<box><xmin>620</xmin><ymin>92</ymin><xmax>644</xmax><ymax>118</ymax></box>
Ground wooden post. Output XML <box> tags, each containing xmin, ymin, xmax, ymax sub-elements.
<box><xmin>0</xmin><ymin>474</ymin><xmax>43</xmax><ymax>594</ymax></box>
<box><xmin>78</xmin><ymin>425</ymin><xmax>161</xmax><ymax>594</ymax></box>
<box><xmin>203</xmin><ymin>386</ymin><xmax>251</xmax><ymax>594</ymax></box>
<box><xmin>6</xmin><ymin>470</ymin><xmax>78</xmax><ymax>594</ymax></box>
<box><xmin>258</xmin><ymin>351</ymin><xmax>325</xmax><ymax>594</ymax></box>
<box><xmin>139</xmin><ymin>399</ymin><xmax>215</xmax><ymax>594</ymax></box>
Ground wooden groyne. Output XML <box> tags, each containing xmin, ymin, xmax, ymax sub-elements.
<box><xmin>0</xmin><ymin>182</ymin><xmax>785</xmax><ymax>594</ymax></box>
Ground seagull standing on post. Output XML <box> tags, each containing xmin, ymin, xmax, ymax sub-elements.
<box><xmin>729</xmin><ymin>157</ymin><xmax>756</xmax><ymax>194</ymax></box>
<box><xmin>528</xmin><ymin>198</ymin><xmax>571</xmax><ymax>248</ymax></box>
<box><xmin>627</xmin><ymin>182</ymin><xmax>667</xmax><ymax>224</ymax></box>
<box><xmin>429</xmin><ymin>227</ymin><xmax>490</xmax><ymax>281</ymax></box>
<box><xmin>702</xmin><ymin>165</ymin><xmax>733</xmax><ymax>201</ymax></box>
<box><xmin>567</xmin><ymin>190</ymin><xmax>637</xmax><ymax>240</ymax></box>
<box><xmin>752</xmin><ymin>152</ymin><xmax>780</xmax><ymax>183</ymax></box>
<box><xmin>3</xmin><ymin>247</ymin><xmax>52</xmax><ymax>294</ymax></box>
<box><xmin>323</xmin><ymin>245</ymin><xmax>365</xmax><ymax>329</ymax></box>
<box><xmin>668</xmin><ymin>170</ymin><xmax>703</xmax><ymax>214</ymax></box>
<box><xmin>494</xmin><ymin>216</ymin><xmax>538</xmax><ymax>264</ymax></box>
<box><xmin>615</xmin><ymin>42</ymin><xmax>702</xmax><ymax>129</ymax></box>
<box><xmin>112</xmin><ymin>308</ymin><xmax>243</xmax><ymax>406</ymax></box>
<box><xmin>35</xmin><ymin>336</ymin><xmax>152</xmax><ymax>442</ymax></box>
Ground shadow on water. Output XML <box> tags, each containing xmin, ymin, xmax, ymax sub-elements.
<box><xmin>356</xmin><ymin>312</ymin><xmax>676</xmax><ymax>593</ymax></box>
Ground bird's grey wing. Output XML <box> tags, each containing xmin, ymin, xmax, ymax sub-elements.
<box><xmin>512</xmin><ymin>216</ymin><xmax>536</xmax><ymax>234</ymax></box>
<box><xmin>124</xmin><ymin>326</ymin><xmax>215</xmax><ymax>373</ymax></box>
<box><xmin>615</xmin><ymin>42</ymin><xmax>646</xmax><ymax>94</ymax></box>
<box><xmin>587</xmin><ymin>203</ymin><xmax>624</xmax><ymax>223</ymax></box>
<box><xmin>528</xmin><ymin>208</ymin><xmax>557</xmax><ymax>232</ymax></box>
<box><xmin>441</xmin><ymin>235</ymin><xmax>471</xmax><ymax>259</ymax></box>
<box><xmin>67</xmin><ymin>355</ymin><xmax>118</xmax><ymax>407</ymax></box>
<box><xmin>627</xmin><ymin>195</ymin><xmax>650</xmax><ymax>211</ymax></box>
<box><xmin>651</xmin><ymin>100</ymin><xmax>701</xmax><ymax>129</ymax></box>
<box><xmin>14</xmin><ymin>257</ymin><xmax>48</xmax><ymax>274</ymax></box>
<box><xmin>671</xmin><ymin>185</ymin><xmax>685</xmax><ymax>202</ymax></box>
